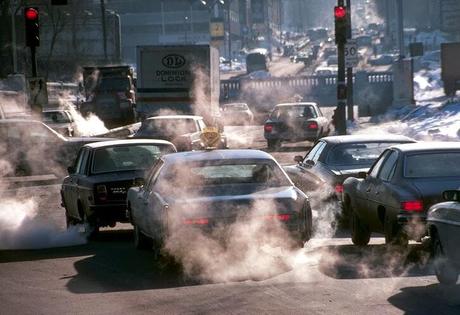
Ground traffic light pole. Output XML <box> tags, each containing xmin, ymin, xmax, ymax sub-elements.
<box><xmin>336</xmin><ymin>0</ymin><xmax>347</xmax><ymax>135</ymax></box>
<box><xmin>346</xmin><ymin>0</ymin><xmax>354</xmax><ymax>122</ymax></box>
<box><xmin>31</xmin><ymin>45</ymin><xmax>37</xmax><ymax>77</ymax></box>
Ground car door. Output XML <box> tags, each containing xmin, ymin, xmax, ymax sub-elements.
<box><xmin>367</xmin><ymin>150</ymin><xmax>399</xmax><ymax>232</ymax></box>
<box><xmin>63</xmin><ymin>148</ymin><xmax>88</xmax><ymax>218</ymax></box>
<box><xmin>295</xmin><ymin>141</ymin><xmax>327</xmax><ymax>191</ymax></box>
<box><xmin>357</xmin><ymin>150</ymin><xmax>391</xmax><ymax>230</ymax></box>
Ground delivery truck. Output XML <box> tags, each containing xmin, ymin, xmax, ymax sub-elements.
<box><xmin>136</xmin><ymin>45</ymin><xmax>220</xmax><ymax>123</ymax></box>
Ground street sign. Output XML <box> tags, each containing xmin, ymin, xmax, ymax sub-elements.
<box><xmin>345</xmin><ymin>40</ymin><xmax>359</xmax><ymax>68</ymax></box>
<box><xmin>210</xmin><ymin>19</ymin><xmax>225</xmax><ymax>42</ymax></box>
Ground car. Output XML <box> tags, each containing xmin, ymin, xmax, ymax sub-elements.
<box><xmin>42</xmin><ymin>109</ymin><xmax>76</xmax><ymax>137</ymax></box>
<box><xmin>127</xmin><ymin>149</ymin><xmax>313</xmax><ymax>252</ymax></box>
<box><xmin>343</xmin><ymin>142</ymin><xmax>460</xmax><ymax>247</ymax></box>
<box><xmin>264</xmin><ymin>102</ymin><xmax>330</xmax><ymax>150</ymax></box>
<box><xmin>327</xmin><ymin>55</ymin><xmax>338</xmax><ymax>66</ymax></box>
<box><xmin>427</xmin><ymin>190</ymin><xmax>460</xmax><ymax>285</ymax></box>
<box><xmin>220</xmin><ymin>103</ymin><xmax>254</xmax><ymax>125</ymax></box>
<box><xmin>133</xmin><ymin>115</ymin><xmax>227</xmax><ymax>151</ymax></box>
<box><xmin>0</xmin><ymin>119</ymin><xmax>108</xmax><ymax>178</ymax></box>
<box><xmin>61</xmin><ymin>139</ymin><xmax>177</xmax><ymax>235</ymax></box>
<box><xmin>284</xmin><ymin>135</ymin><xmax>416</xmax><ymax>207</ymax></box>
<box><xmin>368</xmin><ymin>54</ymin><xmax>396</xmax><ymax>66</ymax></box>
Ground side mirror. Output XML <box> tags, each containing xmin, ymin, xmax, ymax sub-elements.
<box><xmin>304</xmin><ymin>160</ymin><xmax>315</xmax><ymax>167</ymax></box>
<box><xmin>357</xmin><ymin>171</ymin><xmax>367</xmax><ymax>179</ymax></box>
<box><xmin>133</xmin><ymin>177</ymin><xmax>145</xmax><ymax>187</ymax></box>
<box><xmin>67</xmin><ymin>166</ymin><xmax>76</xmax><ymax>174</ymax></box>
<box><xmin>443</xmin><ymin>190</ymin><xmax>460</xmax><ymax>202</ymax></box>
<box><xmin>294</xmin><ymin>155</ymin><xmax>303</xmax><ymax>164</ymax></box>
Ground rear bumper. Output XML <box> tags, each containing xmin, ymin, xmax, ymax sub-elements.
<box><xmin>397</xmin><ymin>213</ymin><xmax>427</xmax><ymax>224</ymax></box>
<box><xmin>90</xmin><ymin>203</ymin><xmax>129</xmax><ymax>225</ymax></box>
<box><xmin>264</xmin><ymin>131</ymin><xmax>319</xmax><ymax>142</ymax></box>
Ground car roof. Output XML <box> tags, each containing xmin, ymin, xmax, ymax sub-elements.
<box><xmin>146</xmin><ymin>115</ymin><xmax>202</xmax><ymax>121</ymax></box>
<box><xmin>163</xmin><ymin>149</ymin><xmax>275</xmax><ymax>163</ymax></box>
<box><xmin>320</xmin><ymin>134</ymin><xmax>416</xmax><ymax>144</ymax></box>
<box><xmin>390</xmin><ymin>142</ymin><xmax>460</xmax><ymax>153</ymax></box>
<box><xmin>42</xmin><ymin>109</ymin><xmax>68</xmax><ymax>113</ymax></box>
<box><xmin>83</xmin><ymin>139</ymin><xmax>175</xmax><ymax>149</ymax></box>
<box><xmin>275</xmin><ymin>102</ymin><xmax>318</xmax><ymax>107</ymax></box>
<box><xmin>0</xmin><ymin>119</ymin><xmax>45</xmax><ymax>125</ymax></box>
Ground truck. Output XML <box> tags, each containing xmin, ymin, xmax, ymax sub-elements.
<box><xmin>441</xmin><ymin>43</ymin><xmax>460</xmax><ymax>96</ymax></box>
<box><xmin>79</xmin><ymin>66</ymin><xmax>136</xmax><ymax>128</ymax></box>
<box><xmin>136</xmin><ymin>45</ymin><xmax>220</xmax><ymax>124</ymax></box>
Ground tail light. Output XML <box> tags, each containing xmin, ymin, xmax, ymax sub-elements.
<box><xmin>96</xmin><ymin>185</ymin><xmax>108</xmax><ymax>201</ymax></box>
<box><xmin>263</xmin><ymin>214</ymin><xmax>291</xmax><ymax>221</ymax></box>
<box><xmin>307</xmin><ymin>121</ymin><xmax>319</xmax><ymax>130</ymax></box>
<box><xmin>401</xmin><ymin>200</ymin><xmax>423</xmax><ymax>212</ymax></box>
<box><xmin>335</xmin><ymin>184</ymin><xmax>344</xmax><ymax>194</ymax></box>
<box><xmin>184</xmin><ymin>218</ymin><xmax>209</xmax><ymax>225</ymax></box>
<box><xmin>264</xmin><ymin>124</ymin><xmax>273</xmax><ymax>133</ymax></box>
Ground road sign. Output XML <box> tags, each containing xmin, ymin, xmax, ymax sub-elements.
<box><xmin>345</xmin><ymin>40</ymin><xmax>359</xmax><ymax>68</ymax></box>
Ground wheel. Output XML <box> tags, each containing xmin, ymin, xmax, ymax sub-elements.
<box><xmin>384</xmin><ymin>213</ymin><xmax>408</xmax><ymax>247</ymax></box>
<box><xmin>302</xmin><ymin>204</ymin><xmax>313</xmax><ymax>243</ymax></box>
<box><xmin>351</xmin><ymin>209</ymin><xmax>371</xmax><ymax>246</ymax></box>
<box><xmin>433</xmin><ymin>234</ymin><xmax>459</xmax><ymax>285</ymax></box>
<box><xmin>267</xmin><ymin>139</ymin><xmax>281</xmax><ymax>151</ymax></box>
<box><xmin>134</xmin><ymin>224</ymin><xmax>151</xmax><ymax>250</ymax></box>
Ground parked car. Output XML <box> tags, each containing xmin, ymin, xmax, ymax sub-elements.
<box><xmin>42</xmin><ymin>109</ymin><xmax>76</xmax><ymax>137</ymax></box>
<box><xmin>133</xmin><ymin>115</ymin><xmax>227</xmax><ymax>151</ymax></box>
<box><xmin>343</xmin><ymin>142</ymin><xmax>460</xmax><ymax>246</ymax></box>
<box><xmin>284</xmin><ymin>135</ymin><xmax>416</xmax><ymax>210</ymax></box>
<box><xmin>127</xmin><ymin>149</ymin><xmax>313</xmax><ymax>252</ymax></box>
<box><xmin>61</xmin><ymin>139</ymin><xmax>177</xmax><ymax>235</ymax></box>
<box><xmin>221</xmin><ymin>103</ymin><xmax>254</xmax><ymax>125</ymax></box>
<box><xmin>264</xmin><ymin>102</ymin><xmax>330</xmax><ymax>150</ymax></box>
<box><xmin>427</xmin><ymin>190</ymin><xmax>460</xmax><ymax>285</ymax></box>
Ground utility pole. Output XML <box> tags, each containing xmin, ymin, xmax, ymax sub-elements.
<box><xmin>226</xmin><ymin>1</ymin><xmax>231</xmax><ymax>61</ymax></box>
<box><xmin>100</xmin><ymin>0</ymin><xmax>108</xmax><ymax>61</ymax></box>
<box><xmin>334</xmin><ymin>2</ymin><xmax>347</xmax><ymax>135</ymax></box>
<box><xmin>346</xmin><ymin>0</ymin><xmax>354</xmax><ymax>122</ymax></box>
<box><xmin>397</xmin><ymin>0</ymin><xmax>404</xmax><ymax>58</ymax></box>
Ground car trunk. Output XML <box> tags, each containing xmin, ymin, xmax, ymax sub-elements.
<box><xmin>411</xmin><ymin>177</ymin><xmax>460</xmax><ymax>210</ymax></box>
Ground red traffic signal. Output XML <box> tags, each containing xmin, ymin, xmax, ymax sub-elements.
<box><xmin>25</xmin><ymin>8</ymin><xmax>38</xmax><ymax>20</ymax></box>
<box><xmin>334</xmin><ymin>6</ymin><xmax>347</xmax><ymax>19</ymax></box>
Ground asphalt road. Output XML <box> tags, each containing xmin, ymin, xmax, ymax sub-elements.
<box><xmin>1</xmin><ymin>124</ymin><xmax>460</xmax><ymax>315</ymax></box>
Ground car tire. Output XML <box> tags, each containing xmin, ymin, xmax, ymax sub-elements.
<box><xmin>267</xmin><ymin>139</ymin><xmax>281</xmax><ymax>151</ymax></box>
<box><xmin>433</xmin><ymin>234</ymin><xmax>459</xmax><ymax>285</ymax></box>
<box><xmin>302</xmin><ymin>204</ymin><xmax>313</xmax><ymax>244</ymax></box>
<box><xmin>351</xmin><ymin>210</ymin><xmax>371</xmax><ymax>246</ymax></box>
<box><xmin>384</xmin><ymin>213</ymin><xmax>408</xmax><ymax>247</ymax></box>
<box><xmin>134</xmin><ymin>224</ymin><xmax>152</xmax><ymax>250</ymax></box>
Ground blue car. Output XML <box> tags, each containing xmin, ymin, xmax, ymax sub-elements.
<box><xmin>127</xmin><ymin>149</ymin><xmax>313</xmax><ymax>253</ymax></box>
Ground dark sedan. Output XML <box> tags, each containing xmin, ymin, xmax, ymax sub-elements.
<box><xmin>61</xmin><ymin>139</ymin><xmax>176</xmax><ymax>235</ymax></box>
<box><xmin>427</xmin><ymin>190</ymin><xmax>460</xmax><ymax>285</ymax></box>
<box><xmin>127</xmin><ymin>149</ymin><xmax>313</xmax><ymax>253</ymax></box>
<box><xmin>343</xmin><ymin>142</ymin><xmax>460</xmax><ymax>246</ymax></box>
<box><xmin>284</xmin><ymin>135</ymin><xmax>416</xmax><ymax>204</ymax></box>
<box><xmin>264</xmin><ymin>102</ymin><xmax>330</xmax><ymax>150</ymax></box>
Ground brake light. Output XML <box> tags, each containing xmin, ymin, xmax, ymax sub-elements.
<box><xmin>96</xmin><ymin>185</ymin><xmax>108</xmax><ymax>201</ymax></box>
<box><xmin>184</xmin><ymin>218</ymin><xmax>209</xmax><ymax>225</ymax></box>
<box><xmin>335</xmin><ymin>184</ymin><xmax>344</xmax><ymax>194</ymax></box>
<box><xmin>401</xmin><ymin>200</ymin><xmax>423</xmax><ymax>212</ymax></box>
<box><xmin>264</xmin><ymin>124</ymin><xmax>273</xmax><ymax>133</ymax></box>
<box><xmin>307</xmin><ymin>121</ymin><xmax>319</xmax><ymax>129</ymax></box>
<box><xmin>263</xmin><ymin>214</ymin><xmax>291</xmax><ymax>221</ymax></box>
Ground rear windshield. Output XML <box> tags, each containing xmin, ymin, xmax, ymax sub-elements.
<box><xmin>92</xmin><ymin>144</ymin><xmax>173</xmax><ymax>174</ymax></box>
<box><xmin>271</xmin><ymin>105</ymin><xmax>317</xmax><ymax>119</ymax></box>
<box><xmin>405</xmin><ymin>152</ymin><xmax>460</xmax><ymax>178</ymax></box>
<box><xmin>327</xmin><ymin>142</ymin><xmax>403</xmax><ymax>166</ymax></box>
<box><xmin>98</xmin><ymin>77</ymin><xmax>130</xmax><ymax>91</ymax></box>
<box><xmin>43</xmin><ymin>111</ymin><xmax>71</xmax><ymax>123</ymax></box>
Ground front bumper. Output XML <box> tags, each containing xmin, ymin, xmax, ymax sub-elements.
<box><xmin>89</xmin><ymin>203</ymin><xmax>129</xmax><ymax>225</ymax></box>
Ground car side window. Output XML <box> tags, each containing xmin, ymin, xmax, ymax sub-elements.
<box><xmin>312</xmin><ymin>141</ymin><xmax>326</xmax><ymax>162</ymax></box>
<box><xmin>304</xmin><ymin>142</ymin><xmax>322</xmax><ymax>162</ymax></box>
<box><xmin>197</xmin><ymin>119</ymin><xmax>206</xmax><ymax>131</ymax></box>
<box><xmin>145</xmin><ymin>160</ymin><xmax>164</xmax><ymax>191</ymax></box>
<box><xmin>77</xmin><ymin>149</ymin><xmax>90</xmax><ymax>175</ymax></box>
<box><xmin>378</xmin><ymin>151</ymin><xmax>398</xmax><ymax>181</ymax></box>
<box><xmin>369</xmin><ymin>150</ymin><xmax>391</xmax><ymax>178</ymax></box>
<box><xmin>74</xmin><ymin>149</ymin><xmax>85</xmax><ymax>174</ymax></box>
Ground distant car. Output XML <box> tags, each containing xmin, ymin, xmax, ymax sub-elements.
<box><xmin>221</xmin><ymin>103</ymin><xmax>254</xmax><ymax>125</ymax></box>
<box><xmin>133</xmin><ymin>115</ymin><xmax>227</xmax><ymax>151</ymax></box>
<box><xmin>327</xmin><ymin>55</ymin><xmax>338</xmax><ymax>66</ymax></box>
<box><xmin>284</xmin><ymin>135</ymin><xmax>416</xmax><ymax>208</ymax></box>
<box><xmin>61</xmin><ymin>139</ymin><xmax>176</xmax><ymax>235</ymax></box>
<box><xmin>0</xmin><ymin>119</ymin><xmax>108</xmax><ymax>177</ymax></box>
<box><xmin>127</xmin><ymin>149</ymin><xmax>313</xmax><ymax>251</ymax></box>
<box><xmin>343</xmin><ymin>142</ymin><xmax>460</xmax><ymax>247</ymax></box>
<box><xmin>368</xmin><ymin>54</ymin><xmax>396</xmax><ymax>66</ymax></box>
<box><xmin>314</xmin><ymin>66</ymin><xmax>338</xmax><ymax>76</ymax></box>
<box><xmin>42</xmin><ymin>109</ymin><xmax>76</xmax><ymax>137</ymax></box>
<box><xmin>264</xmin><ymin>102</ymin><xmax>330</xmax><ymax>150</ymax></box>
<box><xmin>427</xmin><ymin>190</ymin><xmax>460</xmax><ymax>285</ymax></box>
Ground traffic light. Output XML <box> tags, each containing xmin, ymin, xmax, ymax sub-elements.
<box><xmin>24</xmin><ymin>7</ymin><xmax>40</xmax><ymax>47</ymax></box>
<box><xmin>334</xmin><ymin>6</ymin><xmax>347</xmax><ymax>45</ymax></box>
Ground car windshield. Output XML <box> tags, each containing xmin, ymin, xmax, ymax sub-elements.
<box><xmin>405</xmin><ymin>152</ymin><xmax>460</xmax><ymax>178</ymax></box>
<box><xmin>139</xmin><ymin>118</ymin><xmax>198</xmax><ymax>136</ymax></box>
<box><xmin>327</xmin><ymin>142</ymin><xmax>403</xmax><ymax>167</ymax></box>
<box><xmin>98</xmin><ymin>77</ymin><xmax>130</xmax><ymax>91</ymax></box>
<box><xmin>92</xmin><ymin>144</ymin><xmax>172</xmax><ymax>174</ymax></box>
<box><xmin>163</xmin><ymin>160</ymin><xmax>291</xmax><ymax>188</ymax></box>
<box><xmin>43</xmin><ymin>111</ymin><xmax>71</xmax><ymax>123</ymax></box>
<box><xmin>271</xmin><ymin>105</ymin><xmax>317</xmax><ymax>119</ymax></box>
